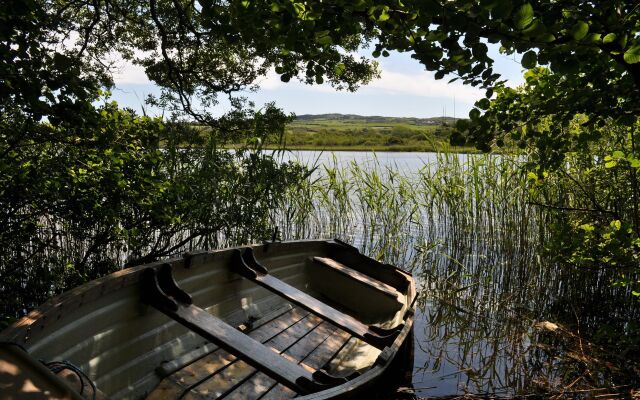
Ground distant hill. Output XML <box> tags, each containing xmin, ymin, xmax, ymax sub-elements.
<box><xmin>294</xmin><ymin>113</ymin><xmax>460</xmax><ymax>126</ymax></box>
<box><xmin>277</xmin><ymin>113</ymin><xmax>475</xmax><ymax>152</ymax></box>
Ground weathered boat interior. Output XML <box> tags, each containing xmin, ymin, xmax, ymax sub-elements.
<box><xmin>0</xmin><ymin>240</ymin><xmax>415</xmax><ymax>399</ymax></box>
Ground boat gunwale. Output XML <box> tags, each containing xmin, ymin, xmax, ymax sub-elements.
<box><xmin>297</xmin><ymin>266</ymin><xmax>416</xmax><ymax>400</ymax></box>
<box><xmin>0</xmin><ymin>238</ymin><xmax>417</xmax><ymax>400</ymax></box>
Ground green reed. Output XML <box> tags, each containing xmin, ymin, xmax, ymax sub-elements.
<box><xmin>273</xmin><ymin>152</ymin><xmax>537</xmax><ymax>268</ymax></box>
<box><xmin>272</xmin><ymin>151</ymin><xmax>639</xmax><ymax>396</ymax></box>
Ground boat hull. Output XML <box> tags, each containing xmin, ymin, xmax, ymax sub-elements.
<box><xmin>0</xmin><ymin>239</ymin><xmax>415</xmax><ymax>399</ymax></box>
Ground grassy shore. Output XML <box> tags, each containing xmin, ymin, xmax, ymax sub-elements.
<box><xmin>265</xmin><ymin>114</ymin><xmax>479</xmax><ymax>152</ymax></box>
<box><xmin>212</xmin><ymin>114</ymin><xmax>479</xmax><ymax>152</ymax></box>
<box><xmin>240</xmin><ymin>114</ymin><xmax>484</xmax><ymax>153</ymax></box>
<box><xmin>260</xmin><ymin>143</ymin><xmax>479</xmax><ymax>152</ymax></box>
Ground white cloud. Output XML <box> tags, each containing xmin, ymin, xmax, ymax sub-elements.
<box><xmin>256</xmin><ymin>69</ymin><xmax>285</xmax><ymax>90</ymax></box>
<box><xmin>113</xmin><ymin>59</ymin><xmax>151</xmax><ymax>85</ymax></box>
<box><xmin>256</xmin><ymin>69</ymin><xmax>336</xmax><ymax>93</ymax></box>
<box><xmin>257</xmin><ymin>67</ymin><xmax>483</xmax><ymax>104</ymax></box>
<box><xmin>111</xmin><ymin>57</ymin><xmax>486</xmax><ymax>107</ymax></box>
<box><xmin>364</xmin><ymin>69</ymin><xmax>483</xmax><ymax>104</ymax></box>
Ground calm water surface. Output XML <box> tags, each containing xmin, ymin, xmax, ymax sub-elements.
<box><xmin>273</xmin><ymin>150</ymin><xmax>638</xmax><ymax>398</ymax></box>
<box><xmin>278</xmin><ymin>149</ymin><xmax>474</xmax><ymax>172</ymax></box>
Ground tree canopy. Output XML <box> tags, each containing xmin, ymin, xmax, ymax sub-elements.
<box><xmin>4</xmin><ymin>0</ymin><xmax>639</xmax><ymax>135</ymax></box>
<box><xmin>3</xmin><ymin>0</ymin><xmax>640</xmax><ymax>319</ymax></box>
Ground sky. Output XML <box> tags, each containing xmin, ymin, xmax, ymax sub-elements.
<box><xmin>110</xmin><ymin>46</ymin><xmax>526</xmax><ymax>119</ymax></box>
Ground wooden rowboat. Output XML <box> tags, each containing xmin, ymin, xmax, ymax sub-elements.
<box><xmin>0</xmin><ymin>239</ymin><xmax>416</xmax><ymax>399</ymax></box>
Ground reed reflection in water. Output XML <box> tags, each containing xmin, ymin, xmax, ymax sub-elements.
<box><xmin>272</xmin><ymin>150</ymin><xmax>640</xmax><ymax>397</ymax></box>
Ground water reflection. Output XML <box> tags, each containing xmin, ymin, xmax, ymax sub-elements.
<box><xmin>274</xmin><ymin>151</ymin><xmax>640</xmax><ymax>397</ymax></box>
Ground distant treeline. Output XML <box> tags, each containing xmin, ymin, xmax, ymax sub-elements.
<box><xmin>294</xmin><ymin>114</ymin><xmax>459</xmax><ymax>126</ymax></box>
<box><xmin>270</xmin><ymin>114</ymin><xmax>475</xmax><ymax>152</ymax></box>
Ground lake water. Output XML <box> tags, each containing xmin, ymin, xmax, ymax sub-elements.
<box><xmin>276</xmin><ymin>149</ymin><xmax>475</xmax><ymax>172</ymax></box>
<box><xmin>279</xmin><ymin>150</ymin><xmax>440</xmax><ymax>169</ymax></box>
<box><xmin>271</xmin><ymin>150</ymin><xmax>638</xmax><ymax>398</ymax></box>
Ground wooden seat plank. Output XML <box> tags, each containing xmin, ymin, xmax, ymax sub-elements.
<box><xmin>156</xmin><ymin>304</ymin><xmax>295</xmax><ymax>378</ymax></box>
<box><xmin>251</xmin><ymin>275</ymin><xmax>372</xmax><ymax>339</ymax></box>
<box><xmin>325</xmin><ymin>336</ymin><xmax>380</xmax><ymax>378</ymax></box>
<box><xmin>221</xmin><ymin>372</ymin><xmax>273</xmax><ymax>400</ymax></box>
<box><xmin>156</xmin><ymin>302</ymin><xmax>319</xmax><ymax>394</ymax></box>
<box><xmin>312</xmin><ymin>257</ymin><xmax>402</xmax><ymax>300</ymax></box>
<box><xmin>221</xmin><ymin>321</ymin><xmax>339</xmax><ymax>400</ymax></box>
<box><xmin>233</xmin><ymin>249</ymin><xmax>399</xmax><ymax>348</ymax></box>
<box><xmin>0</xmin><ymin>344</ymin><xmax>86</xmax><ymax>400</ymax></box>
<box><xmin>190</xmin><ymin>313</ymin><xmax>323</xmax><ymax>397</ymax></box>
<box><xmin>283</xmin><ymin>322</ymin><xmax>337</xmax><ymax>362</ymax></box>
<box><xmin>260</xmin><ymin>328</ymin><xmax>352</xmax><ymax>400</ymax></box>
<box><xmin>259</xmin><ymin>384</ymin><xmax>297</xmax><ymax>400</ymax></box>
<box><xmin>301</xmin><ymin>328</ymin><xmax>352</xmax><ymax>371</ymax></box>
<box><xmin>188</xmin><ymin>357</ymin><xmax>256</xmax><ymax>398</ymax></box>
<box><xmin>149</xmin><ymin>307</ymin><xmax>309</xmax><ymax>395</ymax></box>
<box><xmin>146</xmin><ymin>379</ymin><xmax>184</xmax><ymax>400</ymax></box>
<box><xmin>141</xmin><ymin>264</ymin><xmax>343</xmax><ymax>398</ymax></box>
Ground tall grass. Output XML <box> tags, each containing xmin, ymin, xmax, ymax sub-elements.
<box><xmin>273</xmin><ymin>152</ymin><xmax>538</xmax><ymax>268</ymax></box>
<box><xmin>272</xmin><ymin>151</ymin><xmax>640</xmax><ymax>396</ymax></box>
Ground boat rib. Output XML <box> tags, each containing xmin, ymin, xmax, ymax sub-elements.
<box><xmin>0</xmin><ymin>239</ymin><xmax>416</xmax><ymax>400</ymax></box>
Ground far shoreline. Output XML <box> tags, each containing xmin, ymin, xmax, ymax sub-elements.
<box><xmin>257</xmin><ymin>144</ymin><xmax>484</xmax><ymax>154</ymax></box>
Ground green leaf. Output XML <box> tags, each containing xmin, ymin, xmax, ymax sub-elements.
<box><xmin>539</xmin><ymin>33</ymin><xmax>556</xmax><ymax>43</ymax></box>
<box><xmin>53</xmin><ymin>53</ymin><xmax>73</xmax><ymax>69</ymax></box>
<box><xmin>378</xmin><ymin>7</ymin><xmax>390</xmax><ymax>22</ymax></box>
<box><xmin>292</xmin><ymin>2</ymin><xmax>305</xmax><ymax>16</ymax></box>
<box><xmin>479</xmin><ymin>0</ymin><xmax>500</xmax><ymax>10</ymax></box>
<box><xmin>522</xmin><ymin>19</ymin><xmax>545</xmax><ymax>36</ymax></box>
<box><xmin>552</xmin><ymin>58</ymin><xmax>579</xmax><ymax>74</ymax></box>
<box><xmin>477</xmin><ymin>98</ymin><xmax>491</xmax><ymax>110</ymax></box>
<box><xmin>456</xmin><ymin>119</ymin><xmax>470</xmax><ymax>130</ymax></box>
<box><xmin>587</xmin><ymin>33</ymin><xmax>601</xmax><ymax>44</ymax></box>
<box><xmin>610</xmin><ymin>220</ymin><xmax>621</xmax><ymax>231</ymax></box>
<box><xmin>623</xmin><ymin>45</ymin><xmax>640</xmax><ymax>64</ymax></box>
<box><xmin>579</xmin><ymin>223</ymin><xmax>595</xmax><ymax>232</ymax></box>
<box><xmin>491</xmin><ymin>0</ymin><xmax>513</xmax><ymax>19</ymax></box>
<box><xmin>315</xmin><ymin>30</ymin><xmax>332</xmax><ymax>45</ymax></box>
<box><xmin>612</xmin><ymin>150</ymin><xmax>625</xmax><ymax>158</ymax></box>
<box><xmin>605</xmin><ymin>160</ymin><xmax>617</xmax><ymax>168</ymax></box>
<box><xmin>570</xmin><ymin>21</ymin><xmax>589</xmax><ymax>41</ymax></box>
<box><xmin>619</xmin><ymin>34</ymin><xmax>628</xmax><ymax>49</ymax></box>
<box><xmin>333</xmin><ymin>63</ymin><xmax>346</xmax><ymax>76</ymax></box>
<box><xmin>603</xmin><ymin>33</ymin><xmax>617</xmax><ymax>44</ymax></box>
<box><xmin>469</xmin><ymin>108</ymin><xmax>481</xmax><ymax>120</ymax></box>
<box><xmin>513</xmin><ymin>3</ymin><xmax>534</xmax><ymax>30</ymax></box>
<box><xmin>472</xmin><ymin>43</ymin><xmax>488</xmax><ymax>58</ymax></box>
<box><xmin>521</xmin><ymin>50</ymin><xmax>537</xmax><ymax>68</ymax></box>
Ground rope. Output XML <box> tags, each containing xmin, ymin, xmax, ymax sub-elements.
<box><xmin>42</xmin><ymin>360</ymin><xmax>97</xmax><ymax>400</ymax></box>
<box><xmin>1</xmin><ymin>341</ymin><xmax>97</xmax><ymax>400</ymax></box>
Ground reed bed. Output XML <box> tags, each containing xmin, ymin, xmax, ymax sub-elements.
<box><xmin>273</xmin><ymin>152</ymin><xmax>539</xmax><ymax>269</ymax></box>
<box><xmin>272</xmin><ymin>151</ymin><xmax>639</xmax><ymax>397</ymax></box>
<box><xmin>2</xmin><ymin>143</ymin><xmax>637</xmax><ymax>396</ymax></box>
